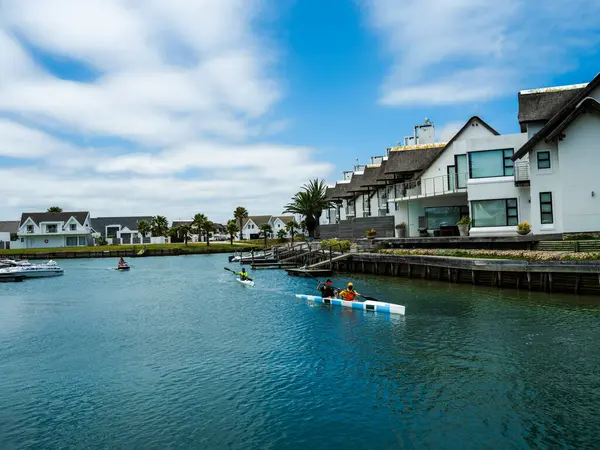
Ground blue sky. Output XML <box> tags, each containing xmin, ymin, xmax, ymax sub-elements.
<box><xmin>1</xmin><ymin>0</ymin><xmax>599</xmax><ymax>222</ymax></box>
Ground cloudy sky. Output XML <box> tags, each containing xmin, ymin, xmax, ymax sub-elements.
<box><xmin>1</xmin><ymin>0</ymin><xmax>599</xmax><ymax>222</ymax></box>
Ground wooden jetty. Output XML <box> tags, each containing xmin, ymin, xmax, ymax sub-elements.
<box><xmin>0</xmin><ymin>275</ymin><xmax>25</xmax><ymax>283</ymax></box>
<box><xmin>286</xmin><ymin>268</ymin><xmax>333</xmax><ymax>278</ymax></box>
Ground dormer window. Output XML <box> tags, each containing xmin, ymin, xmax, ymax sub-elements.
<box><xmin>27</xmin><ymin>225</ymin><xmax>34</xmax><ymax>233</ymax></box>
<box><xmin>46</xmin><ymin>224</ymin><xmax>58</xmax><ymax>233</ymax></box>
<box><xmin>70</xmin><ymin>224</ymin><xmax>77</xmax><ymax>231</ymax></box>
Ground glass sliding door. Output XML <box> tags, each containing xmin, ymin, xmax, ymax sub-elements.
<box><xmin>455</xmin><ymin>155</ymin><xmax>467</xmax><ymax>188</ymax></box>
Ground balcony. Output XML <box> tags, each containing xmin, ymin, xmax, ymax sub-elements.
<box><xmin>514</xmin><ymin>161</ymin><xmax>530</xmax><ymax>186</ymax></box>
<box><xmin>388</xmin><ymin>173</ymin><xmax>468</xmax><ymax>202</ymax></box>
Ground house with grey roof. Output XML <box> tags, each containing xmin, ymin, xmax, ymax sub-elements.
<box><xmin>91</xmin><ymin>216</ymin><xmax>153</xmax><ymax>244</ymax></box>
<box><xmin>0</xmin><ymin>221</ymin><xmax>19</xmax><ymax>249</ymax></box>
<box><xmin>14</xmin><ymin>211</ymin><xmax>93</xmax><ymax>249</ymax></box>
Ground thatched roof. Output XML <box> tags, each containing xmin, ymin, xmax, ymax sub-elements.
<box><xmin>346</xmin><ymin>173</ymin><xmax>369</xmax><ymax>194</ymax></box>
<box><xmin>360</xmin><ymin>161</ymin><xmax>395</xmax><ymax>187</ymax></box>
<box><xmin>513</xmin><ymin>73</ymin><xmax>600</xmax><ymax>161</ymax></box>
<box><xmin>330</xmin><ymin>182</ymin><xmax>353</xmax><ymax>199</ymax></box>
<box><xmin>518</xmin><ymin>85</ymin><xmax>586</xmax><ymax>131</ymax></box>
<box><xmin>384</xmin><ymin>146</ymin><xmax>444</xmax><ymax>174</ymax></box>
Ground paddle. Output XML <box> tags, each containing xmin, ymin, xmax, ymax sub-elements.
<box><xmin>224</xmin><ymin>267</ymin><xmax>253</xmax><ymax>282</ymax></box>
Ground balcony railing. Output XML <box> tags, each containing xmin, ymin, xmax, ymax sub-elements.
<box><xmin>388</xmin><ymin>172</ymin><xmax>468</xmax><ymax>202</ymax></box>
<box><xmin>45</xmin><ymin>228</ymin><xmax>58</xmax><ymax>233</ymax></box>
<box><xmin>514</xmin><ymin>161</ymin><xmax>530</xmax><ymax>185</ymax></box>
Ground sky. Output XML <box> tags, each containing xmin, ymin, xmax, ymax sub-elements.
<box><xmin>1</xmin><ymin>0</ymin><xmax>599</xmax><ymax>223</ymax></box>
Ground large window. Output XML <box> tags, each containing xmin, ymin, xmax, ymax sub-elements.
<box><xmin>455</xmin><ymin>155</ymin><xmax>467</xmax><ymax>188</ymax></box>
<box><xmin>469</xmin><ymin>149</ymin><xmax>514</xmax><ymax>178</ymax></box>
<box><xmin>66</xmin><ymin>237</ymin><xmax>78</xmax><ymax>246</ymax></box>
<box><xmin>78</xmin><ymin>237</ymin><xmax>87</xmax><ymax>246</ymax></box>
<box><xmin>471</xmin><ymin>198</ymin><xmax>518</xmax><ymax>227</ymax></box>
<box><xmin>540</xmin><ymin>192</ymin><xmax>554</xmax><ymax>224</ymax></box>
<box><xmin>447</xmin><ymin>165</ymin><xmax>456</xmax><ymax>190</ymax></box>
<box><xmin>362</xmin><ymin>194</ymin><xmax>371</xmax><ymax>217</ymax></box>
<box><xmin>425</xmin><ymin>206</ymin><xmax>469</xmax><ymax>230</ymax></box>
<box><xmin>346</xmin><ymin>198</ymin><xmax>355</xmax><ymax>216</ymax></box>
<box><xmin>537</xmin><ymin>151</ymin><xmax>551</xmax><ymax>170</ymax></box>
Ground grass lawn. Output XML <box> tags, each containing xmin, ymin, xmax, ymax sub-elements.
<box><xmin>0</xmin><ymin>242</ymin><xmax>259</xmax><ymax>256</ymax></box>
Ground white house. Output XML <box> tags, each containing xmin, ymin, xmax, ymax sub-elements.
<box><xmin>15</xmin><ymin>211</ymin><xmax>93</xmax><ymax>249</ymax></box>
<box><xmin>512</xmin><ymin>74</ymin><xmax>600</xmax><ymax>235</ymax></box>
<box><xmin>91</xmin><ymin>216</ymin><xmax>153</xmax><ymax>244</ymax></box>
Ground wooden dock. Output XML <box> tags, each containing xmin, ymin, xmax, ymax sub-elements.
<box><xmin>0</xmin><ymin>275</ymin><xmax>25</xmax><ymax>283</ymax></box>
<box><xmin>286</xmin><ymin>268</ymin><xmax>333</xmax><ymax>278</ymax></box>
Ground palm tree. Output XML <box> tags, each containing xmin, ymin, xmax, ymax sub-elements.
<box><xmin>201</xmin><ymin>220</ymin><xmax>216</xmax><ymax>246</ymax></box>
<box><xmin>138</xmin><ymin>220</ymin><xmax>151</xmax><ymax>241</ymax></box>
<box><xmin>276</xmin><ymin>228</ymin><xmax>287</xmax><ymax>242</ymax></box>
<box><xmin>47</xmin><ymin>206</ymin><xmax>63</xmax><ymax>212</ymax></box>
<box><xmin>259</xmin><ymin>223</ymin><xmax>273</xmax><ymax>247</ymax></box>
<box><xmin>233</xmin><ymin>206</ymin><xmax>249</xmax><ymax>240</ymax></box>
<box><xmin>285</xmin><ymin>219</ymin><xmax>300</xmax><ymax>246</ymax></box>
<box><xmin>192</xmin><ymin>213</ymin><xmax>208</xmax><ymax>242</ymax></box>
<box><xmin>225</xmin><ymin>220</ymin><xmax>239</xmax><ymax>245</ymax></box>
<box><xmin>168</xmin><ymin>226</ymin><xmax>181</xmax><ymax>242</ymax></box>
<box><xmin>150</xmin><ymin>216</ymin><xmax>169</xmax><ymax>237</ymax></box>
<box><xmin>283</xmin><ymin>179</ymin><xmax>332</xmax><ymax>238</ymax></box>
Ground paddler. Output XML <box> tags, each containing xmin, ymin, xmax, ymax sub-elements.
<box><xmin>237</xmin><ymin>268</ymin><xmax>249</xmax><ymax>281</ymax></box>
<box><xmin>339</xmin><ymin>282</ymin><xmax>360</xmax><ymax>301</ymax></box>
<box><xmin>317</xmin><ymin>279</ymin><xmax>337</xmax><ymax>298</ymax></box>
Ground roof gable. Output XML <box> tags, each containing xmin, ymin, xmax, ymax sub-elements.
<box><xmin>518</xmin><ymin>85</ymin><xmax>586</xmax><ymax>130</ymax></box>
<box><xmin>546</xmin><ymin>97</ymin><xmax>600</xmax><ymax>142</ymax></box>
<box><xmin>91</xmin><ymin>216</ymin><xmax>153</xmax><ymax>234</ymax></box>
<box><xmin>242</xmin><ymin>215</ymin><xmax>272</xmax><ymax>228</ymax></box>
<box><xmin>513</xmin><ymin>73</ymin><xmax>600</xmax><ymax>160</ymax></box>
<box><xmin>20</xmin><ymin>211</ymin><xmax>90</xmax><ymax>227</ymax></box>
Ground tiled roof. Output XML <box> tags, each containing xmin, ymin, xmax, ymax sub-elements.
<box><xmin>21</xmin><ymin>212</ymin><xmax>89</xmax><ymax>227</ymax></box>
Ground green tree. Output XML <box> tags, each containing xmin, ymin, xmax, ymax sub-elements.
<box><xmin>179</xmin><ymin>223</ymin><xmax>193</xmax><ymax>246</ymax></box>
<box><xmin>276</xmin><ymin>228</ymin><xmax>287</xmax><ymax>242</ymax></box>
<box><xmin>225</xmin><ymin>219</ymin><xmax>239</xmax><ymax>245</ymax></box>
<box><xmin>47</xmin><ymin>206</ymin><xmax>63</xmax><ymax>212</ymax></box>
<box><xmin>283</xmin><ymin>179</ymin><xmax>332</xmax><ymax>238</ymax></box>
<box><xmin>138</xmin><ymin>220</ymin><xmax>151</xmax><ymax>240</ymax></box>
<box><xmin>201</xmin><ymin>220</ymin><xmax>216</xmax><ymax>246</ymax></box>
<box><xmin>233</xmin><ymin>206</ymin><xmax>249</xmax><ymax>240</ymax></box>
<box><xmin>168</xmin><ymin>225</ymin><xmax>181</xmax><ymax>241</ymax></box>
<box><xmin>150</xmin><ymin>215</ymin><xmax>169</xmax><ymax>237</ymax></box>
<box><xmin>192</xmin><ymin>213</ymin><xmax>208</xmax><ymax>242</ymax></box>
<box><xmin>259</xmin><ymin>223</ymin><xmax>273</xmax><ymax>247</ymax></box>
<box><xmin>285</xmin><ymin>219</ymin><xmax>300</xmax><ymax>246</ymax></box>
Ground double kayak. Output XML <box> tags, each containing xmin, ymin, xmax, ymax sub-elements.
<box><xmin>237</xmin><ymin>278</ymin><xmax>254</xmax><ymax>286</ymax></box>
<box><xmin>295</xmin><ymin>294</ymin><xmax>405</xmax><ymax>315</ymax></box>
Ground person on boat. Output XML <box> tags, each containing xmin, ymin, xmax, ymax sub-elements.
<box><xmin>317</xmin><ymin>279</ymin><xmax>337</xmax><ymax>298</ymax></box>
<box><xmin>118</xmin><ymin>257</ymin><xmax>127</xmax><ymax>267</ymax></box>
<box><xmin>339</xmin><ymin>282</ymin><xmax>360</xmax><ymax>301</ymax></box>
<box><xmin>237</xmin><ymin>268</ymin><xmax>249</xmax><ymax>281</ymax></box>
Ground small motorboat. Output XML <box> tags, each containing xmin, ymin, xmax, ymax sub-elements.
<box><xmin>0</xmin><ymin>259</ymin><xmax>64</xmax><ymax>278</ymax></box>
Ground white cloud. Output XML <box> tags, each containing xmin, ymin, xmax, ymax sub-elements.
<box><xmin>361</xmin><ymin>0</ymin><xmax>600</xmax><ymax>106</ymax></box>
<box><xmin>438</xmin><ymin>121</ymin><xmax>465</xmax><ymax>142</ymax></box>
<box><xmin>0</xmin><ymin>0</ymin><xmax>331</xmax><ymax>222</ymax></box>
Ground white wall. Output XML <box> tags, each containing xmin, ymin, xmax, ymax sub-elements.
<box><xmin>16</xmin><ymin>235</ymin><xmax>88</xmax><ymax>249</ymax></box>
<box><xmin>555</xmin><ymin>113</ymin><xmax>600</xmax><ymax>232</ymax></box>
<box><xmin>420</xmin><ymin>118</ymin><xmax>495</xmax><ymax>181</ymax></box>
<box><xmin>527</xmin><ymin>140</ymin><xmax>561</xmax><ymax>234</ymax></box>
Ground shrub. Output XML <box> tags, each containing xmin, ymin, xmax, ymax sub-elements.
<box><xmin>517</xmin><ymin>221</ymin><xmax>531</xmax><ymax>233</ymax></box>
<box><xmin>365</xmin><ymin>228</ymin><xmax>377</xmax><ymax>237</ymax></box>
<box><xmin>395</xmin><ymin>222</ymin><xmax>407</xmax><ymax>229</ymax></box>
<box><xmin>457</xmin><ymin>216</ymin><xmax>472</xmax><ymax>225</ymax></box>
<box><xmin>320</xmin><ymin>239</ymin><xmax>351</xmax><ymax>251</ymax></box>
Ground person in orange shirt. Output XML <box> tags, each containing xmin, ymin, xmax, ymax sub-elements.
<box><xmin>338</xmin><ymin>282</ymin><xmax>360</xmax><ymax>301</ymax></box>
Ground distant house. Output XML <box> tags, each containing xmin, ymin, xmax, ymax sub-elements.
<box><xmin>91</xmin><ymin>216</ymin><xmax>153</xmax><ymax>244</ymax></box>
<box><xmin>15</xmin><ymin>212</ymin><xmax>92</xmax><ymax>249</ymax></box>
<box><xmin>0</xmin><ymin>221</ymin><xmax>19</xmax><ymax>249</ymax></box>
<box><xmin>241</xmin><ymin>215</ymin><xmax>296</xmax><ymax>239</ymax></box>
<box><xmin>171</xmin><ymin>221</ymin><xmax>227</xmax><ymax>242</ymax></box>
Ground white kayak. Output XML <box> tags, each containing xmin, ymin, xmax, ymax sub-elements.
<box><xmin>237</xmin><ymin>278</ymin><xmax>255</xmax><ymax>286</ymax></box>
<box><xmin>295</xmin><ymin>294</ymin><xmax>405</xmax><ymax>315</ymax></box>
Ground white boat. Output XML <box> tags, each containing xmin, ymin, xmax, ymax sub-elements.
<box><xmin>0</xmin><ymin>259</ymin><xmax>64</xmax><ymax>278</ymax></box>
<box><xmin>236</xmin><ymin>278</ymin><xmax>255</xmax><ymax>286</ymax></box>
<box><xmin>295</xmin><ymin>294</ymin><xmax>405</xmax><ymax>315</ymax></box>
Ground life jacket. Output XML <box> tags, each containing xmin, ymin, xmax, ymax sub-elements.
<box><xmin>342</xmin><ymin>290</ymin><xmax>356</xmax><ymax>301</ymax></box>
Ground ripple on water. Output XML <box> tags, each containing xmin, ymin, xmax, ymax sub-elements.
<box><xmin>1</xmin><ymin>255</ymin><xmax>600</xmax><ymax>449</ymax></box>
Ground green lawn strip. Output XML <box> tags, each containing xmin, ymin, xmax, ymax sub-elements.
<box><xmin>379</xmin><ymin>248</ymin><xmax>600</xmax><ymax>262</ymax></box>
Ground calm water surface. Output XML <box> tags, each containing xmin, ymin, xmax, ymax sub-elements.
<box><xmin>1</xmin><ymin>255</ymin><xmax>599</xmax><ymax>449</ymax></box>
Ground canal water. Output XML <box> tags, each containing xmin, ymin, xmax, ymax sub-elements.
<box><xmin>1</xmin><ymin>254</ymin><xmax>599</xmax><ymax>449</ymax></box>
